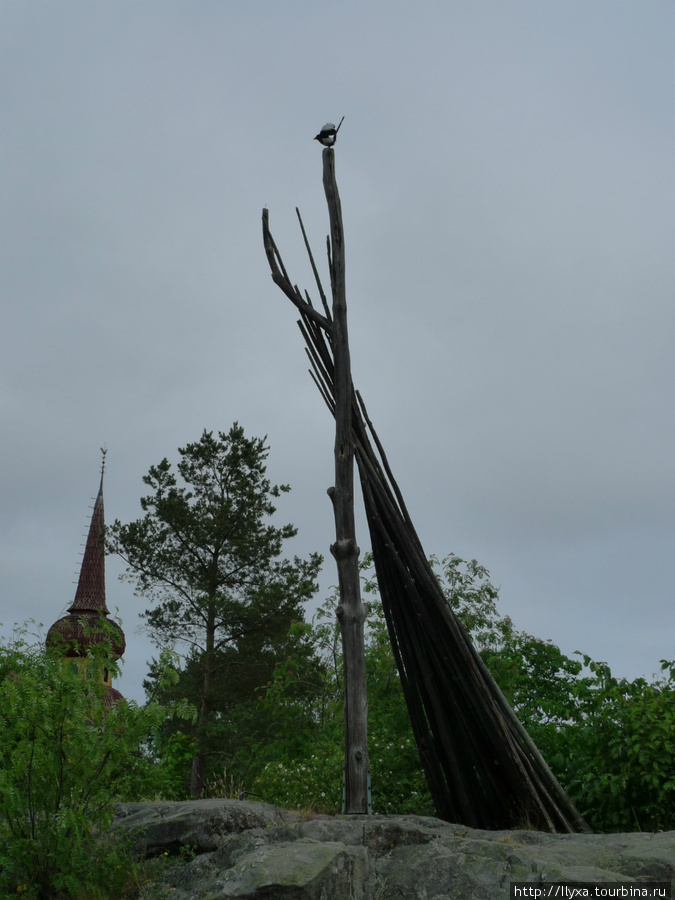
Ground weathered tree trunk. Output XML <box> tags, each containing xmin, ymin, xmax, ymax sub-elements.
<box><xmin>261</xmin><ymin>147</ymin><xmax>370</xmax><ymax>814</ymax></box>
<box><xmin>322</xmin><ymin>148</ymin><xmax>370</xmax><ymax>814</ymax></box>
<box><xmin>190</xmin><ymin>601</ymin><xmax>216</xmax><ymax>798</ymax></box>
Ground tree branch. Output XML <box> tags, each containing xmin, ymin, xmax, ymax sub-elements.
<box><xmin>262</xmin><ymin>208</ymin><xmax>333</xmax><ymax>333</ymax></box>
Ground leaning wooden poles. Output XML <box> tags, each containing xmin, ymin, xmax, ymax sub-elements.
<box><xmin>263</xmin><ymin>148</ymin><xmax>370</xmax><ymax>814</ymax></box>
<box><xmin>263</xmin><ymin>146</ymin><xmax>588</xmax><ymax>832</ymax></box>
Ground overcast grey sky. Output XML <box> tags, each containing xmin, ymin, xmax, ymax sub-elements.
<box><xmin>1</xmin><ymin>2</ymin><xmax>673</xmax><ymax>702</ymax></box>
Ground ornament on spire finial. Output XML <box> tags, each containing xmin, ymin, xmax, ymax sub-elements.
<box><xmin>100</xmin><ymin>446</ymin><xmax>107</xmax><ymax>485</ymax></box>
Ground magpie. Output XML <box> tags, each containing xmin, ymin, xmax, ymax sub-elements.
<box><xmin>314</xmin><ymin>116</ymin><xmax>344</xmax><ymax>147</ymax></box>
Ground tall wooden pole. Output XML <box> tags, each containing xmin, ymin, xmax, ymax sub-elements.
<box><xmin>261</xmin><ymin>146</ymin><xmax>370</xmax><ymax>814</ymax></box>
<box><xmin>322</xmin><ymin>147</ymin><xmax>370</xmax><ymax>814</ymax></box>
<box><xmin>263</xmin><ymin>144</ymin><xmax>587</xmax><ymax>832</ymax></box>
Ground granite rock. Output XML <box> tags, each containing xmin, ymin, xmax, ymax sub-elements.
<box><xmin>112</xmin><ymin>801</ymin><xmax>675</xmax><ymax>899</ymax></box>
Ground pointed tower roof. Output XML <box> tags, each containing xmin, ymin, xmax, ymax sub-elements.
<box><xmin>68</xmin><ymin>468</ymin><xmax>108</xmax><ymax>615</ymax></box>
<box><xmin>46</xmin><ymin>453</ymin><xmax>126</xmax><ymax>661</ymax></box>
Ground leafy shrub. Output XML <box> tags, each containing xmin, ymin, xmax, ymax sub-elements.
<box><xmin>244</xmin><ymin>614</ymin><xmax>345</xmax><ymax>812</ymax></box>
<box><xmin>245</xmin><ymin>560</ymin><xmax>434</xmax><ymax>815</ymax></box>
<box><xmin>148</xmin><ymin>730</ymin><xmax>197</xmax><ymax>800</ymax></box>
<box><xmin>0</xmin><ymin>628</ymin><xmax>193</xmax><ymax>898</ymax></box>
<box><xmin>436</xmin><ymin>553</ymin><xmax>675</xmax><ymax>832</ymax></box>
<box><xmin>244</xmin><ymin>553</ymin><xmax>675</xmax><ymax>831</ymax></box>
<box><xmin>559</xmin><ymin>658</ymin><xmax>675</xmax><ymax>832</ymax></box>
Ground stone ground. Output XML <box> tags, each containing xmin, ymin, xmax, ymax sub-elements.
<box><xmin>112</xmin><ymin>800</ymin><xmax>675</xmax><ymax>900</ymax></box>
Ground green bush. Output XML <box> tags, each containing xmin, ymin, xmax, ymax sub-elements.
<box><xmin>244</xmin><ymin>614</ymin><xmax>345</xmax><ymax>812</ymax></box>
<box><xmin>148</xmin><ymin>730</ymin><xmax>197</xmax><ymax>801</ymax></box>
<box><xmin>245</xmin><ymin>563</ymin><xmax>434</xmax><ymax>816</ymax></box>
<box><xmin>437</xmin><ymin>553</ymin><xmax>675</xmax><ymax>832</ymax></box>
<box><xmin>0</xmin><ymin>628</ymin><xmax>193</xmax><ymax>898</ymax></box>
<box><xmin>558</xmin><ymin>657</ymin><xmax>675</xmax><ymax>832</ymax></box>
<box><xmin>242</xmin><ymin>553</ymin><xmax>675</xmax><ymax>831</ymax></box>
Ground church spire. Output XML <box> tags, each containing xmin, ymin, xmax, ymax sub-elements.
<box><xmin>69</xmin><ymin>449</ymin><xmax>108</xmax><ymax>615</ymax></box>
<box><xmin>46</xmin><ymin>453</ymin><xmax>126</xmax><ymax>702</ymax></box>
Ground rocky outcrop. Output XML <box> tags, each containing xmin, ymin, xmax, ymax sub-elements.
<box><xmin>114</xmin><ymin>799</ymin><xmax>300</xmax><ymax>856</ymax></box>
<box><xmin>112</xmin><ymin>800</ymin><xmax>675</xmax><ymax>899</ymax></box>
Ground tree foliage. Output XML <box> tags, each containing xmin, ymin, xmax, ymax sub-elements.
<box><xmin>245</xmin><ymin>560</ymin><xmax>434</xmax><ymax>815</ymax></box>
<box><xmin>245</xmin><ymin>553</ymin><xmax>675</xmax><ymax>832</ymax></box>
<box><xmin>143</xmin><ymin>611</ymin><xmax>327</xmax><ymax>798</ymax></box>
<box><xmin>107</xmin><ymin>425</ymin><xmax>322</xmax><ymax>797</ymax></box>
<box><xmin>0</xmin><ymin>627</ymin><xmax>192</xmax><ymax>898</ymax></box>
<box><xmin>436</xmin><ymin>553</ymin><xmax>675</xmax><ymax>831</ymax></box>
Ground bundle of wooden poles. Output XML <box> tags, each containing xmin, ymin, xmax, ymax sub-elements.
<box><xmin>297</xmin><ymin>303</ymin><xmax>587</xmax><ymax>832</ymax></box>
<box><xmin>262</xmin><ymin>157</ymin><xmax>588</xmax><ymax>831</ymax></box>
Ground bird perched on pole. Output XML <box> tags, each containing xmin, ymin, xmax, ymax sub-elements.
<box><xmin>314</xmin><ymin>116</ymin><xmax>345</xmax><ymax>147</ymax></box>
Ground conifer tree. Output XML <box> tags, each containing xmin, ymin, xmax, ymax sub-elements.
<box><xmin>107</xmin><ymin>424</ymin><xmax>322</xmax><ymax>797</ymax></box>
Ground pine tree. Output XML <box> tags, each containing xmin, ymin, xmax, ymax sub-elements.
<box><xmin>107</xmin><ymin>424</ymin><xmax>322</xmax><ymax>797</ymax></box>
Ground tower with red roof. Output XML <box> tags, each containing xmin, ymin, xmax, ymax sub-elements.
<box><xmin>46</xmin><ymin>454</ymin><xmax>126</xmax><ymax>704</ymax></box>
